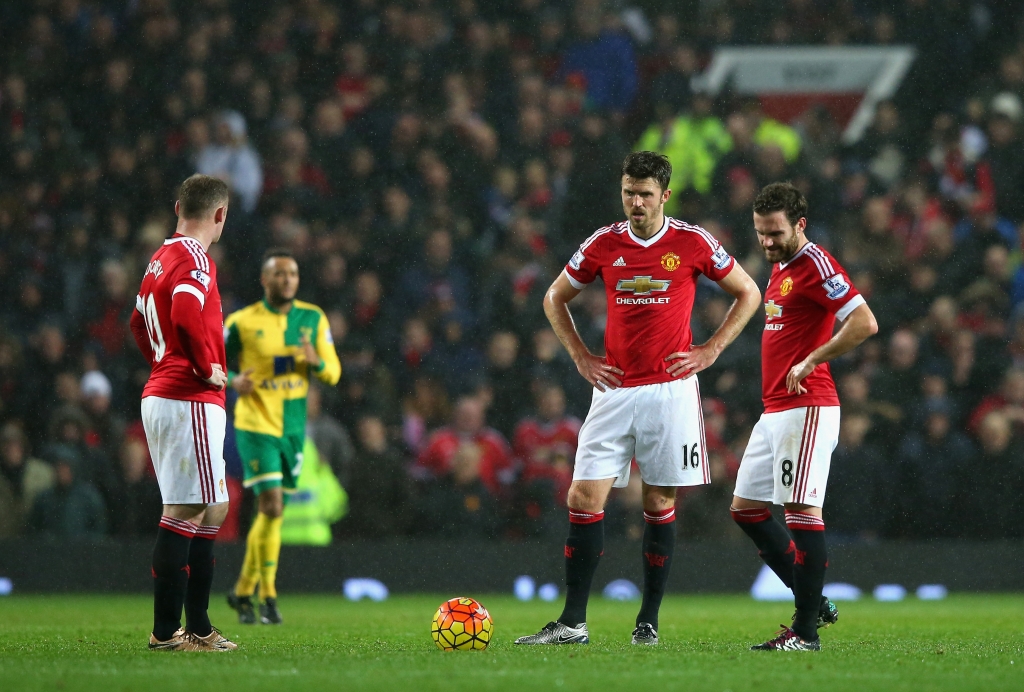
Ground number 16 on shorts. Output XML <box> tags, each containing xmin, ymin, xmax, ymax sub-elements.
<box><xmin>682</xmin><ymin>442</ymin><xmax>701</xmax><ymax>470</ymax></box>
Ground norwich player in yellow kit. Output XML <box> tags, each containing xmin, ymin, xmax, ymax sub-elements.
<box><xmin>225</xmin><ymin>249</ymin><xmax>341</xmax><ymax>624</ymax></box>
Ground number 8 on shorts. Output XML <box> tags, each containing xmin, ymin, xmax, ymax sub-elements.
<box><xmin>734</xmin><ymin>406</ymin><xmax>840</xmax><ymax>507</ymax></box>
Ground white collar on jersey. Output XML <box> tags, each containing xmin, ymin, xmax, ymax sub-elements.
<box><xmin>164</xmin><ymin>235</ymin><xmax>207</xmax><ymax>251</ymax></box>
<box><xmin>779</xmin><ymin>241</ymin><xmax>814</xmax><ymax>269</ymax></box>
<box><xmin>627</xmin><ymin>215</ymin><xmax>669</xmax><ymax>248</ymax></box>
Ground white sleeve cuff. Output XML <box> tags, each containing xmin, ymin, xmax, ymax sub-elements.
<box><xmin>172</xmin><ymin>283</ymin><xmax>206</xmax><ymax>309</ymax></box>
<box><xmin>564</xmin><ymin>269</ymin><xmax>588</xmax><ymax>290</ymax></box>
<box><xmin>136</xmin><ymin>295</ymin><xmax>144</xmax><ymax>313</ymax></box>
<box><xmin>835</xmin><ymin>294</ymin><xmax>866</xmax><ymax>322</ymax></box>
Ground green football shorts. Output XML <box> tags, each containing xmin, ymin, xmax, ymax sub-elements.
<box><xmin>236</xmin><ymin>430</ymin><xmax>304</xmax><ymax>496</ymax></box>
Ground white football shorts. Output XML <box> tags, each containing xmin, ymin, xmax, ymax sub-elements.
<box><xmin>573</xmin><ymin>376</ymin><xmax>709</xmax><ymax>488</ymax></box>
<box><xmin>141</xmin><ymin>396</ymin><xmax>228</xmax><ymax>505</ymax></box>
<box><xmin>734</xmin><ymin>406</ymin><xmax>840</xmax><ymax>508</ymax></box>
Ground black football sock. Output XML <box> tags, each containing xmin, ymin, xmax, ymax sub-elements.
<box><xmin>636</xmin><ymin>507</ymin><xmax>676</xmax><ymax>630</ymax></box>
<box><xmin>152</xmin><ymin>517</ymin><xmax>196</xmax><ymax>641</ymax></box>
<box><xmin>558</xmin><ymin>510</ymin><xmax>605</xmax><ymax>627</ymax></box>
<box><xmin>786</xmin><ymin>511</ymin><xmax>828</xmax><ymax>641</ymax></box>
<box><xmin>731</xmin><ymin>507</ymin><xmax>795</xmax><ymax>590</ymax></box>
<box><xmin>184</xmin><ymin>526</ymin><xmax>220</xmax><ymax>636</ymax></box>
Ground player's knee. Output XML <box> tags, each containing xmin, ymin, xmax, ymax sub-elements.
<box><xmin>566</xmin><ymin>484</ymin><xmax>604</xmax><ymax>513</ymax></box>
<box><xmin>261</xmin><ymin>502</ymin><xmax>283</xmax><ymax>519</ymax></box>
<box><xmin>258</xmin><ymin>491</ymin><xmax>283</xmax><ymax>518</ymax></box>
<box><xmin>203</xmin><ymin>501</ymin><xmax>230</xmax><ymax>526</ymax></box>
<box><xmin>641</xmin><ymin>495</ymin><xmax>675</xmax><ymax>514</ymax></box>
<box><xmin>782</xmin><ymin>502</ymin><xmax>820</xmax><ymax>516</ymax></box>
<box><xmin>730</xmin><ymin>496</ymin><xmax>771</xmax><ymax>511</ymax></box>
<box><xmin>641</xmin><ymin>486</ymin><xmax>676</xmax><ymax>513</ymax></box>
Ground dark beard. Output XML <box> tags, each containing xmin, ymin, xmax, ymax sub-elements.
<box><xmin>765</xmin><ymin>237</ymin><xmax>801</xmax><ymax>263</ymax></box>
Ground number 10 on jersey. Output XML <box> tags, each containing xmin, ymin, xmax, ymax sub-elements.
<box><xmin>142</xmin><ymin>293</ymin><xmax>166</xmax><ymax>362</ymax></box>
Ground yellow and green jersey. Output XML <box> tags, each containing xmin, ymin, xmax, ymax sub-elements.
<box><xmin>225</xmin><ymin>299</ymin><xmax>341</xmax><ymax>438</ymax></box>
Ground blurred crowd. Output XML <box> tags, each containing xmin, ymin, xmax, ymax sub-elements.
<box><xmin>3</xmin><ymin>0</ymin><xmax>1024</xmax><ymax>543</ymax></box>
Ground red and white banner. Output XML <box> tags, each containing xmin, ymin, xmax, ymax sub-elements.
<box><xmin>695</xmin><ymin>46</ymin><xmax>916</xmax><ymax>143</ymax></box>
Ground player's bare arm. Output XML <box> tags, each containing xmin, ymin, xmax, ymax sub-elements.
<box><xmin>665</xmin><ymin>263</ymin><xmax>761</xmax><ymax>378</ymax></box>
<box><xmin>786</xmin><ymin>302</ymin><xmax>878</xmax><ymax>394</ymax></box>
<box><xmin>543</xmin><ymin>271</ymin><xmax>624</xmax><ymax>391</ymax></box>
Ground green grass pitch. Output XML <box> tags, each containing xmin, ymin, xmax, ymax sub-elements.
<box><xmin>1</xmin><ymin>594</ymin><xmax>1022</xmax><ymax>691</ymax></box>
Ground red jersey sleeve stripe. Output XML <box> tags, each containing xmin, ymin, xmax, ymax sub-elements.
<box><xmin>811</xmin><ymin>247</ymin><xmax>835</xmax><ymax>275</ymax></box>
<box><xmin>806</xmin><ymin>245</ymin><xmax>836</xmax><ymax>279</ymax></box>
<box><xmin>189</xmin><ymin>238</ymin><xmax>210</xmax><ymax>271</ymax></box>
<box><xmin>181</xmin><ymin>238</ymin><xmax>209</xmax><ymax>271</ymax></box>
<box><xmin>578</xmin><ymin>224</ymin><xmax>619</xmax><ymax>252</ymax></box>
<box><xmin>808</xmin><ymin>251</ymin><xmax>829</xmax><ymax>278</ymax></box>
<box><xmin>677</xmin><ymin>221</ymin><xmax>721</xmax><ymax>249</ymax></box>
<box><xmin>808</xmin><ymin>246</ymin><xmax>835</xmax><ymax>274</ymax></box>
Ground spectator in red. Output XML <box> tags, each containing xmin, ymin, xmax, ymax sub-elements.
<box><xmin>415</xmin><ymin>394</ymin><xmax>512</xmax><ymax>496</ymax></box>
<box><xmin>335</xmin><ymin>41</ymin><xmax>370</xmax><ymax>122</ymax></box>
<box><xmin>85</xmin><ymin>260</ymin><xmax>132</xmax><ymax>360</ymax></box>
<box><xmin>262</xmin><ymin>127</ymin><xmax>332</xmax><ymax>201</ymax></box>
<box><xmin>700</xmin><ymin>397</ymin><xmax>740</xmax><ymax>478</ymax></box>
<box><xmin>515</xmin><ymin>382</ymin><xmax>582</xmax><ymax>507</ymax></box>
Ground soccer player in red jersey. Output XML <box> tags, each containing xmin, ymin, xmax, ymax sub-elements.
<box><xmin>129</xmin><ymin>175</ymin><xmax>236</xmax><ymax>652</ymax></box>
<box><xmin>515</xmin><ymin>152</ymin><xmax>761</xmax><ymax>646</ymax></box>
<box><xmin>732</xmin><ymin>182</ymin><xmax>878</xmax><ymax>651</ymax></box>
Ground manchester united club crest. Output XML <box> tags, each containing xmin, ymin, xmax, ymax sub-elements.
<box><xmin>661</xmin><ymin>252</ymin><xmax>681</xmax><ymax>271</ymax></box>
<box><xmin>780</xmin><ymin>276</ymin><xmax>794</xmax><ymax>296</ymax></box>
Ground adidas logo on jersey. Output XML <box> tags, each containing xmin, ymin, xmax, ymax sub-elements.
<box><xmin>613</xmin><ymin>256</ymin><xmax>626</xmax><ymax>267</ymax></box>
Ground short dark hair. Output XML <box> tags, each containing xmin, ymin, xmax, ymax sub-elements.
<box><xmin>261</xmin><ymin>247</ymin><xmax>296</xmax><ymax>267</ymax></box>
<box><xmin>753</xmin><ymin>181</ymin><xmax>808</xmax><ymax>226</ymax></box>
<box><xmin>177</xmin><ymin>174</ymin><xmax>229</xmax><ymax>219</ymax></box>
<box><xmin>621</xmin><ymin>151</ymin><xmax>672</xmax><ymax>192</ymax></box>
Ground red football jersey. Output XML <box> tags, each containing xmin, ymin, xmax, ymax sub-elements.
<box><xmin>135</xmin><ymin>234</ymin><xmax>227</xmax><ymax>407</ymax></box>
<box><xmin>761</xmin><ymin>241</ymin><xmax>865</xmax><ymax>412</ymax></box>
<box><xmin>564</xmin><ymin>217</ymin><xmax>736</xmax><ymax>387</ymax></box>
<box><xmin>513</xmin><ymin>416</ymin><xmax>581</xmax><ymax>468</ymax></box>
<box><xmin>515</xmin><ymin>416</ymin><xmax>582</xmax><ymax>505</ymax></box>
<box><xmin>415</xmin><ymin>427</ymin><xmax>513</xmax><ymax>495</ymax></box>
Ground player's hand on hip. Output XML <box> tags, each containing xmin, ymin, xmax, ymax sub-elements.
<box><xmin>205</xmin><ymin>363</ymin><xmax>228</xmax><ymax>390</ymax></box>
<box><xmin>665</xmin><ymin>343</ymin><xmax>719</xmax><ymax>378</ymax></box>
<box><xmin>300</xmin><ymin>334</ymin><xmax>322</xmax><ymax>369</ymax></box>
<box><xmin>575</xmin><ymin>352</ymin><xmax>623</xmax><ymax>391</ymax></box>
<box><xmin>786</xmin><ymin>359</ymin><xmax>814</xmax><ymax>394</ymax></box>
<box><xmin>232</xmin><ymin>367</ymin><xmax>255</xmax><ymax>396</ymax></box>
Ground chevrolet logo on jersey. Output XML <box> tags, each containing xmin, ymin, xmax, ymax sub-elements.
<box><xmin>765</xmin><ymin>300</ymin><xmax>783</xmax><ymax>319</ymax></box>
<box><xmin>616</xmin><ymin>276</ymin><xmax>671</xmax><ymax>295</ymax></box>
